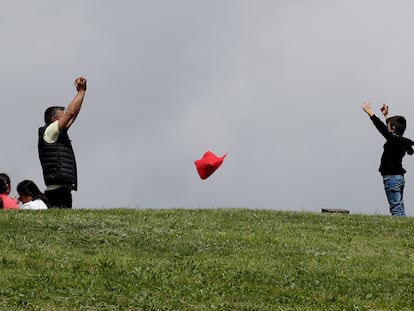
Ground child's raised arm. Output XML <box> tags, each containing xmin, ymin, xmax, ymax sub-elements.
<box><xmin>362</xmin><ymin>102</ymin><xmax>374</xmax><ymax>117</ymax></box>
<box><xmin>381</xmin><ymin>104</ymin><xmax>389</xmax><ymax>119</ymax></box>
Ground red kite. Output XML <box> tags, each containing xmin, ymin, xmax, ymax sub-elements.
<box><xmin>194</xmin><ymin>151</ymin><xmax>227</xmax><ymax>180</ymax></box>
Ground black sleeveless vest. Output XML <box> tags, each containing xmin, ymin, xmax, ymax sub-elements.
<box><xmin>38</xmin><ymin>125</ymin><xmax>78</xmax><ymax>190</ymax></box>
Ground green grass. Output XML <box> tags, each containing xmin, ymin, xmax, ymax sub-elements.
<box><xmin>0</xmin><ymin>209</ymin><xmax>413</xmax><ymax>310</ymax></box>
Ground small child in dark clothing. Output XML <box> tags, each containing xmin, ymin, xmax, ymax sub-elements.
<box><xmin>362</xmin><ymin>102</ymin><xmax>414</xmax><ymax>216</ymax></box>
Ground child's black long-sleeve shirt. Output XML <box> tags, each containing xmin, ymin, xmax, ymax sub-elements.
<box><xmin>370</xmin><ymin>115</ymin><xmax>414</xmax><ymax>175</ymax></box>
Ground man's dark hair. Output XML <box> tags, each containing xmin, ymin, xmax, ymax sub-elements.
<box><xmin>386</xmin><ymin>116</ymin><xmax>407</xmax><ymax>136</ymax></box>
<box><xmin>44</xmin><ymin>106</ymin><xmax>65</xmax><ymax>124</ymax></box>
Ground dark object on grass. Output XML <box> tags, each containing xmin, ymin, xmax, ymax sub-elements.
<box><xmin>321</xmin><ymin>208</ymin><xmax>350</xmax><ymax>214</ymax></box>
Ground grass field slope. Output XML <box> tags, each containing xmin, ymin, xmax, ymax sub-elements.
<box><xmin>0</xmin><ymin>209</ymin><xmax>413</xmax><ymax>310</ymax></box>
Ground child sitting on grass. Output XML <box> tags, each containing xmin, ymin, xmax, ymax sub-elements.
<box><xmin>362</xmin><ymin>102</ymin><xmax>414</xmax><ymax>216</ymax></box>
<box><xmin>17</xmin><ymin>180</ymin><xmax>50</xmax><ymax>210</ymax></box>
<box><xmin>0</xmin><ymin>173</ymin><xmax>19</xmax><ymax>210</ymax></box>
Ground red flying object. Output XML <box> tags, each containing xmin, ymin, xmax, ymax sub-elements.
<box><xmin>194</xmin><ymin>151</ymin><xmax>227</xmax><ymax>180</ymax></box>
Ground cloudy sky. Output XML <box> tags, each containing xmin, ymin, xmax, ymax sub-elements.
<box><xmin>2</xmin><ymin>0</ymin><xmax>414</xmax><ymax>215</ymax></box>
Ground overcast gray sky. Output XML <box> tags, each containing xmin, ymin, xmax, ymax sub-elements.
<box><xmin>2</xmin><ymin>0</ymin><xmax>414</xmax><ymax>215</ymax></box>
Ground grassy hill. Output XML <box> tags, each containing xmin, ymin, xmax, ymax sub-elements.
<box><xmin>0</xmin><ymin>209</ymin><xmax>413</xmax><ymax>310</ymax></box>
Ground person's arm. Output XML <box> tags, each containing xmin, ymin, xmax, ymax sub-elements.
<box><xmin>58</xmin><ymin>77</ymin><xmax>87</xmax><ymax>131</ymax></box>
<box><xmin>362</xmin><ymin>102</ymin><xmax>393</xmax><ymax>139</ymax></box>
<box><xmin>381</xmin><ymin>103</ymin><xmax>389</xmax><ymax>119</ymax></box>
<box><xmin>362</xmin><ymin>102</ymin><xmax>374</xmax><ymax>117</ymax></box>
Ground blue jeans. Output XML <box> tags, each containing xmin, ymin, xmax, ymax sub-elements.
<box><xmin>383</xmin><ymin>175</ymin><xmax>406</xmax><ymax>216</ymax></box>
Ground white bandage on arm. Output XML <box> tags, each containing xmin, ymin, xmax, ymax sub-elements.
<box><xmin>44</xmin><ymin>121</ymin><xmax>60</xmax><ymax>143</ymax></box>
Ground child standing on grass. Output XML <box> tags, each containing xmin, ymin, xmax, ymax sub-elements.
<box><xmin>362</xmin><ymin>102</ymin><xmax>414</xmax><ymax>216</ymax></box>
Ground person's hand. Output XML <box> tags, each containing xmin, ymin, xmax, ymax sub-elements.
<box><xmin>362</xmin><ymin>102</ymin><xmax>374</xmax><ymax>117</ymax></box>
<box><xmin>380</xmin><ymin>103</ymin><xmax>389</xmax><ymax>118</ymax></box>
<box><xmin>74</xmin><ymin>77</ymin><xmax>87</xmax><ymax>92</ymax></box>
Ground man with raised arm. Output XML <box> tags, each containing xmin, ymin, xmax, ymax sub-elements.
<box><xmin>38</xmin><ymin>77</ymin><xmax>87</xmax><ymax>208</ymax></box>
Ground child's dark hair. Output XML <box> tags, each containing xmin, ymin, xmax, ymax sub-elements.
<box><xmin>17</xmin><ymin>180</ymin><xmax>51</xmax><ymax>208</ymax></box>
<box><xmin>0</xmin><ymin>173</ymin><xmax>11</xmax><ymax>194</ymax></box>
<box><xmin>386</xmin><ymin>116</ymin><xmax>407</xmax><ymax>136</ymax></box>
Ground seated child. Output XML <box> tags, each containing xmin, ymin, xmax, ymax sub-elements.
<box><xmin>0</xmin><ymin>173</ymin><xmax>19</xmax><ymax>209</ymax></box>
<box><xmin>17</xmin><ymin>180</ymin><xmax>50</xmax><ymax>210</ymax></box>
